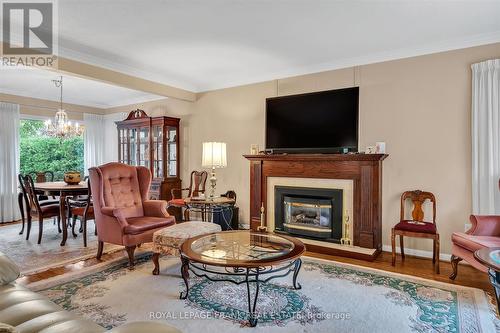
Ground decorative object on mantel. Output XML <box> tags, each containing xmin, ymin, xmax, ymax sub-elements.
<box><xmin>43</xmin><ymin>76</ymin><xmax>84</xmax><ymax>138</ymax></box>
<box><xmin>250</xmin><ymin>144</ymin><xmax>259</xmax><ymax>155</ymax></box>
<box><xmin>63</xmin><ymin>171</ymin><xmax>81</xmax><ymax>185</ymax></box>
<box><xmin>202</xmin><ymin>142</ymin><xmax>227</xmax><ymax>199</ymax></box>
<box><xmin>365</xmin><ymin>146</ymin><xmax>375</xmax><ymax>154</ymax></box>
<box><xmin>376</xmin><ymin>142</ymin><xmax>386</xmax><ymax>153</ymax></box>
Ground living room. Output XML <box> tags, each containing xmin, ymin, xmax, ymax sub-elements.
<box><xmin>1</xmin><ymin>1</ymin><xmax>500</xmax><ymax>332</ymax></box>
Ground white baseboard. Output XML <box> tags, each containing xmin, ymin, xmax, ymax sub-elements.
<box><xmin>382</xmin><ymin>245</ymin><xmax>451</xmax><ymax>261</ymax></box>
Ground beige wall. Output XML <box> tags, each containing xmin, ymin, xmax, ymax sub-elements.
<box><xmin>105</xmin><ymin>42</ymin><xmax>500</xmax><ymax>257</ymax></box>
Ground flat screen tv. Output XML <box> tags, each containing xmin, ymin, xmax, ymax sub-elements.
<box><xmin>265</xmin><ymin>87</ymin><xmax>359</xmax><ymax>153</ymax></box>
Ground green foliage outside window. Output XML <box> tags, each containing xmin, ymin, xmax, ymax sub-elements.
<box><xmin>20</xmin><ymin>119</ymin><xmax>84</xmax><ymax>180</ymax></box>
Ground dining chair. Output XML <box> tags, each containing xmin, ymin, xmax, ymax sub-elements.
<box><xmin>17</xmin><ymin>174</ymin><xmax>59</xmax><ymax>236</ymax></box>
<box><xmin>391</xmin><ymin>190</ymin><xmax>440</xmax><ymax>274</ymax></box>
<box><xmin>168</xmin><ymin>170</ymin><xmax>208</xmax><ymax>221</ymax></box>
<box><xmin>31</xmin><ymin>171</ymin><xmax>56</xmax><ymax>201</ymax></box>
<box><xmin>66</xmin><ymin>178</ymin><xmax>95</xmax><ymax>247</ymax></box>
<box><xmin>22</xmin><ymin>175</ymin><xmax>61</xmax><ymax>244</ymax></box>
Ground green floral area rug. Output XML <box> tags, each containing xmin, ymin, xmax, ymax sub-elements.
<box><xmin>34</xmin><ymin>255</ymin><xmax>499</xmax><ymax>333</ymax></box>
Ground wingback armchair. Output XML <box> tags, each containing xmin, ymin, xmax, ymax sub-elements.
<box><xmin>450</xmin><ymin>179</ymin><xmax>500</xmax><ymax>279</ymax></box>
<box><xmin>89</xmin><ymin>162</ymin><xmax>176</xmax><ymax>268</ymax></box>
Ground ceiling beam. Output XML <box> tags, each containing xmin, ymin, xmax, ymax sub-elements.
<box><xmin>55</xmin><ymin>57</ymin><xmax>197</xmax><ymax>102</ymax></box>
<box><xmin>1</xmin><ymin>41</ymin><xmax>196</xmax><ymax>101</ymax></box>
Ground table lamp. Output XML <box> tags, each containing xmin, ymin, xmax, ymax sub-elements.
<box><xmin>202</xmin><ymin>142</ymin><xmax>227</xmax><ymax>199</ymax></box>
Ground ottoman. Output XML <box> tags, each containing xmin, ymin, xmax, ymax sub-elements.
<box><xmin>152</xmin><ymin>221</ymin><xmax>222</xmax><ymax>275</ymax></box>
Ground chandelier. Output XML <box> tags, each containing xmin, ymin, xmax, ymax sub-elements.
<box><xmin>43</xmin><ymin>76</ymin><xmax>84</xmax><ymax>138</ymax></box>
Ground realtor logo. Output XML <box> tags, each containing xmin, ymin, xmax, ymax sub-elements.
<box><xmin>1</xmin><ymin>0</ymin><xmax>58</xmax><ymax>67</ymax></box>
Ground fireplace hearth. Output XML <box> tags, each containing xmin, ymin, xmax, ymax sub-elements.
<box><xmin>274</xmin><ymin>186</ymin><xmax>343</xmax><ymax>242</ymax></box>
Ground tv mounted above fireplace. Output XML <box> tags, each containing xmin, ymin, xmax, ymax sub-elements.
<box><xmin>265</xmin><ymin>87</ymin><xmax>359</xmax><ymax>154</ymax></box>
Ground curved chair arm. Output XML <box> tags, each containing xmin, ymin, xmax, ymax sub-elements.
<box><xmin>143</xmin><ymin>200</ymin><xmax>170</xmax><ymax>218</ymax></box>
<box><xmin>467</xmin><ymin>215</ymin><xmax>500</xmax><ymax>236</ymax></box>
<box><xmin>101</xmin><ymin>207</ymin><xmax>129</xmax><ymax>227</ymax></box>
<box><xmin>171</xmin><ymin>188</ymin><xmax>190</xmax><ymax>199</ymax></box>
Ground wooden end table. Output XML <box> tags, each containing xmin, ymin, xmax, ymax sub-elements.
<box><xmin>179</xmin><ymin>230</ymin><xmax>305</xmax><ymax>327</ymax></box>
<box><xmin>474</xmin><ymin>247</ymin><xmax>500</xmax><ymax>314</ymax></box>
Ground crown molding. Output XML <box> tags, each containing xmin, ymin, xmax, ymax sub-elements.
<box><xmin>58</xmin><ymin>31</ymin><xmax>500</xmax><ymax>93</ymax></box>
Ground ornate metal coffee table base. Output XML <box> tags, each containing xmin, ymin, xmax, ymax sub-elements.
<box><xmin>179</xmin><ymin>257</ymin><xmax>303</xmax><ymax>327</ymax></box>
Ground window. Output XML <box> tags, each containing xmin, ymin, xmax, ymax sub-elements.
<box><xmin>20</xmin><ymin>119</ymin><xmax>84</xmax><ymax>180</ymax></box>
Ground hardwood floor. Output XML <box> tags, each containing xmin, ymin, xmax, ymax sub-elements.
<box><xmin>307</xmin><ymin>251</ymin><xmax>493</xmax><ymax>292</ymax></box>
<box><xmin>18</xmin><ymin>245</ymin><xmax>493</xmax><ymax>293</ymax></box>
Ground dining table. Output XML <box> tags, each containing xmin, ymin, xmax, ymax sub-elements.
<box><xmin>34</xmin><ymin>181</ymin><xmax>88</xmax><ymax>246</ymax></box>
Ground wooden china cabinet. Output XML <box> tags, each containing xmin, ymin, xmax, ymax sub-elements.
<box><xmin>116</xmin><ymin>109</ymin><xmax>181</xmax><ymax>201</ymax></box>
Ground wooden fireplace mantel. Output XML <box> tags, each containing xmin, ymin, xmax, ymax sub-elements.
<box><xmin>244</xmin><ymin>153</ymin><xmax>388</xmax><ymax>260</ymax></box>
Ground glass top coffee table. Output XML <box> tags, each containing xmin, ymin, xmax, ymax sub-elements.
<box><xmin>179</xmin><ymin>230</ymin><xmax>305</xmax><ymax>327</ymax></box>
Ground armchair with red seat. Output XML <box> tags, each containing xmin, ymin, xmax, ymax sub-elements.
<box><xmin>89</xmin><ymin>162</ymin><xmax>176</xmax><ymax>268</ymax></box>
<box><xmin>450</xmin><ymin>179</ymin><xmax>500</xmax><ymax>279</ymax></box>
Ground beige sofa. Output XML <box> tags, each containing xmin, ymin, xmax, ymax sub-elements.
<box><xmin>0</xmin><ymin>252</ymin><xmax>180</xmax><ymax>333</ymax></box>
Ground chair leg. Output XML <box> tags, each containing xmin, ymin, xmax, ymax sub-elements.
<box><xmin>449</xmin><ymin>254</ymin><xmax>462</xmax><ymax>280</ymax></box>
<box><xmin>82</xmin><ymin>219</ymin><xmax>87</xmax><ymax>247</ymax></box>
<box><xmin>96</xmin><ymin>241</ymin><xmax>104</xmax><ymax>260</ymax></box>
<box><xmin>432</xmin><ymin>238</ymin><xmax>436</xmax><ymax>264</ymax></box>
<box><xmin>37</xmin><ymin>217</ymin><xmax>44</xmax><ymax>244</ymax></box>
<box><xmin>57</xmin><ymin>217</ymin><xmax>62</xmax><ymax>233</ymax></box>
<box><xmin>72</xmin><ymin>217</ymin><xmax>78</xmax><ymax>238</ymax></box>
<box><xmin>26</xmin><ymin>215</ymin><xmax>32</xmax><ymax>240</ymax></box>
<box><xmin>400</xmin><ymin>235</ymin><xmax>405</xmax><ymax>260</ymax></box>
<box><xmin>125</xmin><ymin>245</ymin><xmax>137</xmax><ymax>270</ymax></box>
<box><xmin>435</xmin><ymin>236</ymin><xmax>440</xmax><ymax>274</ymax></box>
<box><xmin>184</xmin><ymin>208</ymin><xmax>190</xmax><ymax>221</ymax></box>
<box><xmin>391</xmin><ymin>229</ymin><xmax>396</xmax><ymax>266</ymax></box>
<box><xmin>152</xmin><ymin>253</ymin><xmax>160</xmax><ymax>275</ymax></box>
<box><xmin>18</xmin><ymin>193</ymin><xmax>25</xmax><ymax>235</ymax></box>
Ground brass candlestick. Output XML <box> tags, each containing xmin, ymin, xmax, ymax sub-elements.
<box><xmin>257</xmin><ymin>202</ymin><xmax>267</xmax><ymax>232</ymax></box>
<box><xmin>340</xmin><ymin>209</ymin><xmax>352</xmax><ymax>245</ymax></box>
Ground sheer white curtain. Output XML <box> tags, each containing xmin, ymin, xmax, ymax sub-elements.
<box><xmin>83</xmin><ymin>113</ymin><xmax>105</xmax><ymax>175</ymax></box>
<box><xmin>472</xmin><ymin>59</ymin><xmax>500</xmax><ymax>214</ymax></box>
<box><xmin>0</xmin><ymin>102</ymin><xmax>21</xmax><ymax>223</ymax></box>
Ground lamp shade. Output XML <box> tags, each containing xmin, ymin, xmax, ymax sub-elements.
<box><xmin>202</xmin><ymin>142</ymin><xmax>227</xmax><ymax>168</ymax></box>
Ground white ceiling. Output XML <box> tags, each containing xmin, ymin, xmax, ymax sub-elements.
<box><xmin>56</xmin><ymin>0</ymin><xmax>500</xmax><ymax>92</ymax></box>
<box><xmin>0</xmin><ymin>67</ymin><xmax>165</xmax><ymax>108</ymax></box>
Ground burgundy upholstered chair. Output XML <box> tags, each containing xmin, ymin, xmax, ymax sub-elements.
<box><xmin>89</xmin><ymin>162</ymin><xmax>176</xmax><ymax>268</ymax></box>
<box><xmin>450</xmin><ymin>179</ymin><xmax>500</xmax><ymax>279</ymax></box>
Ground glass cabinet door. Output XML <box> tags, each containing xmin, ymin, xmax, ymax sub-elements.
<box><xmin>139</xmin><ymin>126</ymin><xmax>150</xmax><ymax>168</ymax></box>
<box><xmin>129</xmin><ymin>128</ymin><xmax>137</xmax><ymax>166</ymax></box>
<box><xmin>166</xmin><ymin>126</ymin><xmax>177</xmax><ymax>177</ymax></box>
<box><xmin>119</xmin><ymin>129</ymin><xmax>128</xmax><ymax>163</ymax></box>
<box><xmin>152</xmin><ymin>125</ymin><xmax>163</xmax><ymax>178</ymax></box>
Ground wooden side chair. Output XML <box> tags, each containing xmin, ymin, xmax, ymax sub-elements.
<box><xmin>23</xmin><ymin>175</ymin><xmax>61</xmax><ymax>244</ymax></box>
<box><xmin>168</xmin><ymin>170</ymin><xmax>208</xmax><ymax>221</ymax></box>
<box><xmin>17</xmin><ymin>173</ymin><xmax>59</xmax><ymax>235</ymax></box>
<box><xmin>391</xmin><ymin>190</ymin><xmax>440</xmax><ymax>274</ymax></box>
<box><xmin>67</xmin><ymin>178</ymin><xmax>95</xmax><ymax>247</ymax></box>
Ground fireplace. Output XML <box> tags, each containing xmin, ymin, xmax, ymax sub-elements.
<box><xmin>274</xmin><ymin>186</ymin><xmax>343</xmax><ymax>243</ymax></box>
